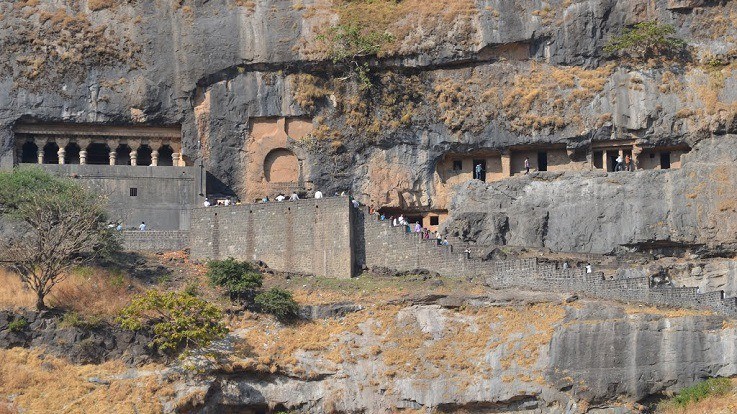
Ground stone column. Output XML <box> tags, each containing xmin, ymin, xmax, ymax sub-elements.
<box><xmin>128</xmin><ymin>140</ymin><xmax>141</xmax><ymax>166</ymax></box>
<box><xmin>151</xmin><ymin>149</ymin><xmax>159</xmax><ymax>166</ymax></box>
<box><xmin>109</xmin><ymin>148</ymin><xmax>117</xmax><ymax>165</ymax></box>
<box><xmin>172</xmin><ymin>152</ymin><xmax>182</xmax><ymax>166</ymax></box>
<box><xmin>56</xmin><ymin>138</ymin><xmax>69</xmax><ymax>165</ymax></box>
<box><xmin>36</xmin><ymin>138</ymin><xmax>47</xmax><ymax>164</ymax></box>
<box><xmin>57</xmin><ymin>146</ymin><xmax>66</xmax><ymax>165</ymax></box>
<box><xmin>78</xmin><ymin>139</ymin><xmax>90</xmax><ymax>165</ymax></box>
<box><xmin>501</xmin><ymin>151</ymin><xmax>512</xmax><ymax>177</ymax></box>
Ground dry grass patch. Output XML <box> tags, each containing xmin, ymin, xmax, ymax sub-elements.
<box><xmin>0</xmin><ymin>348</ymin><xmax>169</xmax><ymax>414</ymax></box>
<box><xmin>0</xmin><ymin>267</ymin><xmax>143</xmax><ymax>318</ymax></box>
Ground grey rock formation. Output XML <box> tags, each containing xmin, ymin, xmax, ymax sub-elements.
<box><xmin>157</xmin><ymin>297</ymin><xmax>737</xmax><ymax>413</ymax></box>
<box><xmin>0</xmin><ymin>0</ymin><xmax>735</xmax><ymax>207</ymax></box>
<box><xmin>444</xmin><ymin>136</ymin><xmax>737</xmax><ymax>254</ymax></box>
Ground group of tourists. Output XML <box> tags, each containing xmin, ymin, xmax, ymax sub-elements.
<box><xmin>203</xmin><ymin>197</ymin><xmax>240</xmax><ymax>207</ymax></box>
<box><xmin>380</xmin><ymin>214</ymin><xmax>449</xmax><ymax>246</ymax></box>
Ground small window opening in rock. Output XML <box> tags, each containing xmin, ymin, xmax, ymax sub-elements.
<box><xmin>20</xmin><ymin>141</ymin><xmax>38</xmax><ymax>163</ymax></box>
<box><xmin>452</xmin><ymin>160</ymin><xmax>463</xmax><ymax>171</ymax></box>
<box><xmin>116</xmin><ymin>144</ymin><xmax>132</xmax><ymax>165</ymax></box>
<box><xmin>65</xmin><ymin>142</ymin><xmax>81</xmax><ymax>164</ymax></box>
<box><xmin>430</xmin><ymin>216</ymin><xmax>439</xmax><ymax>226</ymax></box>
<box><xmin>158</xmin><ymin>145</ymin><xmax>174</xmax><ymax>166</ymax></box>
<box><xmin>138</xmin><ymin>145</ymin><xmax>153</xmax><ymax>166</ymax></box>
<box><xmin>537</xmin><ymin>151</ymin><xmax>548</xmax><ymax>172</ymax></box>
<box><xmin>660</xmin><ymin>152</ymin><xmax>671</xmax><ymax>169</ymax></box>
<box><xmin>43</xmin><ymin>142</ymin><xmax>59</xmax><ymax>164</ymax></box>
<box><xmin>130</xmin><ymin>188</ymin><xmax>138</xmax><ymax>197</ymax></box>
<box><xmin>86</xmin><ymin>143</ymin><xmax>110</xmax><ymax>165</ymax></box>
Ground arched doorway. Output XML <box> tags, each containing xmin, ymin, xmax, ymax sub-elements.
<box><xmin>158</xmin><ymin>145</ymin><xmax>174</xmax><ymax>166</ymax></box>
<box><xmin>115</xmin><ymin>144</ymin><xmax>132</xmax><ymax>165</ymax></box>
<box><xmin>86</xmin><ymin>143</ymin><xmax>110</xmax><ymax>165</ymax></box>
<box><xmin>20</xmin><ymin>141</ymin><xmax>38</xmax><ymax>163</ymax></box>
<box><xmin>138</xmin><ymin>145</ymin><xmax>153</xmax><ymax>166</ymax></box>
<box><xmin>43</xmin><ymin>142</ymin><xmax>59</xmax><ymax>164</ymax></box>
<box><xmin>264</xmin><ymin>148</ymin><xmax>299</xmax><ymax>183</ymax></box>
<box><xmin>65</xmin><ymin>142</ymin><xmax>81</xmax><ymax>164</ymax></box>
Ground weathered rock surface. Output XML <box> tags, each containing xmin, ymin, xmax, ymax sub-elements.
<box><xmin>1</xmin><ymin>0</ymin><xmax>736</xmax><ymax>206</ymax></box>
<box><xmin>0</xmin><ymin>310</ymin><xmax>155</xmax><ymax>365</ymax></box>
<box><xmin>156</xmin><ymin>296</ymin><xmax>737</xmax><ymax>413</ymax></box>
<box><xmin>444</xmin><ymin>136</ymin><xmax>737</xmax><ymax>254</ymax></box>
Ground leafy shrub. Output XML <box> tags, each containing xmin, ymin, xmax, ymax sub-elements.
<box><xmin>669</xmin><ymin>378</ymin><xmax>732</xmax><ymax>408</ymax></box>
<box><xmin>118</xmin><ymin>290</ymin><xmax>228</xmax><ymax>355</ymax></box>
<box><xmin>206</xmin><ymin>258</ymin><xmax>263</xmax><ymax>299</ymax></box>
<box><xmin>255</xmin><ymin>288</ymin><xmax>300</xmax><ymax>322</ymax></box>
<box><xmin>604</xmin><ymin>21</ymin><xmax>687</xmax><ymax>62</ymax></box>
<box><xmin>8</xmin><ymin>318</ymin><xmax>28</xmax><ymax>333</ymax></box>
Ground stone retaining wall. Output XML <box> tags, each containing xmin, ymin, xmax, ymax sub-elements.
<box><xmin>190</xmin><ymin>197</ymin><xmax>354</xmax><ymax>279</ymax></box>
<box><xmin>122</xmin><ymin>230</ymin><xmax>190</xmax><ymax>252</ymax></box>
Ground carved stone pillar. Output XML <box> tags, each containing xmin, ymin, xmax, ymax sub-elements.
<box><xmin>57</xmin><ymin>146</ymin><xmax>66</xmax><ymax>165</ymax></box>
<box><xmin>36</xmin><ymin>138</ymin><xmax>47</xmax><ymax>164</ymax></box>
<box><xmin>172</xmin><ymin>152</ymin><xmax>182</xmax><ymax>166</ymax></box>
<box><xmin>151</xmin><ymin>149</ymin><xmax>159</xmax><ymax>166</ymax></box>
<box><xmin>56</xmin><ymin>138</ymin><xmax>69</xmax><ymax>165</ymax></box>
<box><xmin>78</xmin><ymin>139</ymin><xmax>90</xmax><ymax>165</ymax></box>
<box><xmin>109</xmin><ymin>149</ymin><xmax>117</xmax><ymax>165</ymax></box>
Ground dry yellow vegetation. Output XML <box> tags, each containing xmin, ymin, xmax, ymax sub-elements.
<box><xmin>0</xmin><ymin>348</ymin><xmax>169</xmax><ymax>414</ymax></box>
<box><xmin>0</xmin><ymin>267</ymin><xmax>143</xmax><ymax>318</ymax></box>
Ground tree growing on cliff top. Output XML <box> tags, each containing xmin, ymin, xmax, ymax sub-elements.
<box><xmin>0</xmin><ymin>168</ymin><xmax>119</xmax><ymax>310</ymax></box>
<box><xmin>604</xmin><ymin>21</ymin><xmax>687</xmax><ymax>62</ymax></box>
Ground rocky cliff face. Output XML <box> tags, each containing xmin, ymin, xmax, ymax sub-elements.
<box><xmin>443</xmin><ymin>136</ymin><xmax>737</xmax><ymax>254</ymax></box>
<box><xmin>156</xmin><ymin>294</ymin><xmax>737</xmax><ymax>413</ymax></box>
<box><xmin>1</xmin><ymin>0</ymin><xmax>736</xmax><ymax>204</ymax></box>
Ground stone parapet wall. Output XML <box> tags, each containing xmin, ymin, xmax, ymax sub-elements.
<box><xmin>190</xmin><ymin>197</ymin><xmax>354</xmax><ymax>279</ymax></box>
<box><xmin>356</xmin><ymin>211</ymin><xmax>737</xmax><ymax>316</ymax></box>
<box><xmin>122</xmin><ymin>230</ymin><xmax>190</xmax><ymax>252</ymax></box>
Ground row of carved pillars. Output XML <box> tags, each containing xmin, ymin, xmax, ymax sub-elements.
<box><xmin>19</xmin><ymin>137</ymin><xmax>183</xmax><ymax>166</ymax></box>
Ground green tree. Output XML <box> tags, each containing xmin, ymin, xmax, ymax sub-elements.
<box><xmin>318</xmin><ymin>23</ymin><xmax>394</xmax><ymax>90</ymax></box>
<box><xmin>206</xmin><ymin>258</ymin><xmax>263</xmax><ymax>300</ymax></box>
<box><xmin>255</xmin><ymin>288</ymin><xmax>299</xmax><ymax>322</ymax></box>
<box><xmin>604</xmin><ymin>21</ymin><xmax>687</xmax><ymax>61</ymax></box>
<box><xmin>118</xmin><ymin>290</ymin><xmax>228</xmax><ymax>355</ymax></box>
<box><xmin>0</xmin><ymin>168</ymin><xmax>119</xmax><ymax>310</ymax></box>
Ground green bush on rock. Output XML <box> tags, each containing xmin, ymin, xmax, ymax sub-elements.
<box><xmin>118</xmin><ymin>290</ymin><xmax>228</xmax><ymax>355</ymax></box>
<box><xmin>255</xmin><ymin>288</ymin><xmax>299</xmax><ymax>322</ymax></box>
<box><xmin>206</xmin><ymin>258</ymin><xmax>263</xmax><ymax>300</ymax></box>
<box><xmin>604</xmin><ymin>21</ymin><xmax>687</xmax><ymax>62</ymax></box>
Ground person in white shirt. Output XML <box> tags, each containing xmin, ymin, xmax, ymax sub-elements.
<box><xmin>289</xmin><ymin>192</ymin><xmax>299</xmax><ymax>201</ymax></box>
<box><xmin>276</xmin><ymin>194</ymin><xmax>286</xmax><ymax>202</ymax></box>
<box><xmin>398</xmin><ymin>214</ymin><xmax>406</xmax><ymax>226</ymax></box>
<box><xmin>314</xmin><ymin>190</ymin><xmax>323</xmax><ymax>199</ymax></box>
<box><xmin>585</xmin><ymin>264</ymin><xmax>592</xmax><ymax>274</ymax></box>
<box><xmin>139</xmin><ymin>222</ymin><xmax>146</xmax><ymax>231</ymax></box>
<box><xmin>203</xmin><ymin>198</ymin><xmax>211</xmax><ymax>207</ymax></box>
<box><xmin>224</xmin><ymin>198</ymin><xmax>231</xmax><ymax>206</ymax></box>
<box><xmin>352</xmin><ymin>199</ymin><xmax>360</xmax><ymax>208</ymax></box>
